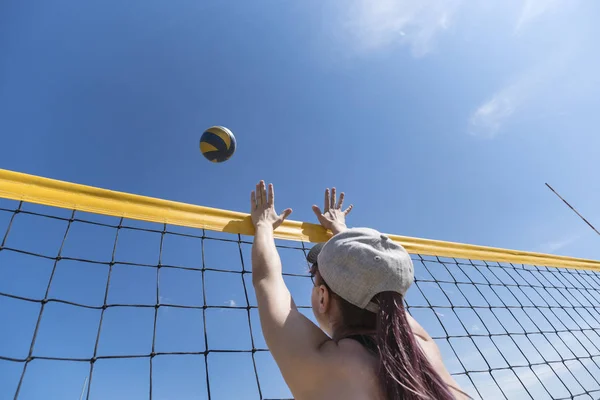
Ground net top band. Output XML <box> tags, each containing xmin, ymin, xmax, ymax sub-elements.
<box><xmin>1</xmin><ymin>168</ymin><xmax>598</xmax><ymax>271</ymax></box>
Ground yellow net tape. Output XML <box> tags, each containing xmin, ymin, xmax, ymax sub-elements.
<box><xmin>1</xmin><ymin>168</ymin><xmax>598</xmax><ymax>271</ymax></box>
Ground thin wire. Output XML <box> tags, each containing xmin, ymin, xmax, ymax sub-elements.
<box><xmin>546</xmin><ymin>183</ymin><xmax>600</xmax><ymax>236</ymax></box>
<box><xmin>78</xmin><ymin>377</ymin><xmax>88</xmax><ymax>400</ymax></box>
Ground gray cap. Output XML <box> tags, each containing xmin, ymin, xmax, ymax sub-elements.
<box><xmin>308</xmin><ymin>228</ymin><xmax>414</xmax><ymax>312</ymax></box>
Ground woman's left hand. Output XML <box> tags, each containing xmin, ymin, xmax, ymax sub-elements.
<box><xmin>251</xmin><ymin>180</ymin><xmax>293</xmax><ymax>230</ymax></box>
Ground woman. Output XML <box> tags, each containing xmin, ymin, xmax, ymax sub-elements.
<box><xmin>251</xmin><ymin>181</ymin><xmax>468</xmax><ymax>400</ymax></box>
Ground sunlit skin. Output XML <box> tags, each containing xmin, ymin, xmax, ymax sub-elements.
<box><xmin>250</xmin><ymin>181</ymin><xmax>468</xmax><ymax>400</ymax></box>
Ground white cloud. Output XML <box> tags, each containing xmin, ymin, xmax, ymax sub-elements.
<box><xmin>537</xmin><ymin>234</ymin><xmax>579</xmax><ymax>254</ymax></box>
<box><xmin>467</xmin><ymin>1</ymin><xmax>599</xmax><ymax>139</ymax></box>
<box><xmin>515</xmin><ymin>0</ymin><xmax>565</xmax><ymax>32</ymax></box>
<box><xmin>470</xmin><ymin>334</ymin><xmax>585</xmax><ymax>397</ymax></box>
<box><xmin>468</xmin><ymin>50</ymin><xmax>571</xmax><ymax>138</ymax></box>
<box><xmin>468</xmin><ymin>87</ymin><xmax>519</xmax><ymax>139</ymax></box>
<box><xmin>496</xmin><ymin>360</ymin><xmax>584</xmax><ymax>398</ymax></box>
<box><xmin>343</xmin><ymin>0</ymin><xmax>462</xmax><ymax>57</ymax></box>
<box><xmin>226</xmin><ymin>299</ymin><xmax>237</xmax><ymax>307</ymax></box>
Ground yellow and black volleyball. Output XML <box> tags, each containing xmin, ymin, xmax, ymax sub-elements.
<box><xmin>199</xmin><ymin>126</ymin><xmax>236</xmax><ymax>163</ymax></box>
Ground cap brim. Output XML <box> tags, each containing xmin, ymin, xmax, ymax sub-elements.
<box><xmin>307</xmin><ymin>243</ymin><xmax>325</xmax><ymax>265</ymax></box>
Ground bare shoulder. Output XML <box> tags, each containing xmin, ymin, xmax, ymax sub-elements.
<box><xmin>406</xmin><ymin>311</ymin><xmax>432</xmax><ymax>341</ymax></box>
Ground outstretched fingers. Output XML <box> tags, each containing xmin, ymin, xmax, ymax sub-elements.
<box><xmin>323</xmin><ymin>188</ymin><xmax>349</xmax><ymax>210</ymax></box>
<box><xmin>312</xmin><ymin>204</ymin><xmax>322</xmax><ymax>217</ymax></box>
<box><xmin>260</xmin><ymin>181</ymin><xmax>267</xmax><ymax>206</ymax></box>
<box><xmin>330</xmin><ymin>187</ymin><xmax>337</xmax><ymax>209</ymax></box>
<box><xmin>268</xmin><ymin>183</ymin><xmax>274</xmax><ymax>207</ymax></box>
<box><xmin>337</xmin><ymin>192</ymin><xmax>345</xmax><ymax>209</ymax></box>
<box><xmin>280</xmin><ymin>208</ymin><xmax>293</xmax><ymax>221</ymax></box>
<box><xmin>253</xmin><ymin>181</ymin><xmax>280</xmax><ymax>210</ymax></box>
<box><xmin>255</xmin><ymin>183</ymin><xmax>262</xmax><ymax>206</ymax></box>
<box><xmin>344</xmin><ymin>204</ymin><xmax>354</xmax><ymax>215</ymax></box>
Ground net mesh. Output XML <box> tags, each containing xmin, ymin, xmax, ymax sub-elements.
<box><xmin>1</xmin><ymin>199</ymin><xmax>600</xmax><ymax>400</ymax></box>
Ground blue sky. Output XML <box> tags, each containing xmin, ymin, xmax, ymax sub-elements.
<box><xmin>1</xmin><ymin>0</ymin><xmax>599</xmax><ymax>260</ymax></box>
<box><xmin>1</xmin><ymin>1</ymin><xmax>600</xmax><ymax>399</ymax></box>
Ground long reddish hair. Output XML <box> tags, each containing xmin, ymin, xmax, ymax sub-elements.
<box><xmin>311</xmin><ymin>265</ymin><xmax>455</xmax><ymax>400</ymax></box>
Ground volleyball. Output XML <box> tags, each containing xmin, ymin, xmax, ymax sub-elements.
<box><xmin>200</xmin><ymin>126</ymin><xmax>236</xmax><ymax>163</ymax></box>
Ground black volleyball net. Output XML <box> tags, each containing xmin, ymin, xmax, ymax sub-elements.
<box><xmin>1</xmin><ymin>186</ymin><xmax>600</xmax><ymax>399</ymax></box>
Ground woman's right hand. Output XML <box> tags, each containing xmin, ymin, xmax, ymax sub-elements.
<box><xmin>312</xmin><ymin>188</ymin><xmax>353</xmax><ymax>235</ymax></box>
